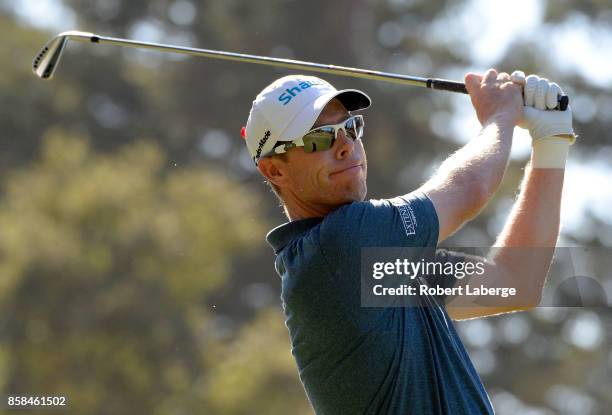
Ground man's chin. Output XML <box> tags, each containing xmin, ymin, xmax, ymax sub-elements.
<box><xmin>317</xmin><ymin>178</ymin><xmax>367</xmax><ymax>207</ymax></box>
<box><xmin>342</xmin><ymin>181</ymin><xmax>367</xmax><ymax>203</ymax></box>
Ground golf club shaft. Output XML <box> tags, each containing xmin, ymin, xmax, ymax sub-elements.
<box><xmin>33</xmin><ymin>31</ymin><xmax>569</xmax><ymax>110</ymax></box>
<box><xmin>72</xmin><ymin>32</ymin><xmax>463</xmax><ymax>92</ymax></box>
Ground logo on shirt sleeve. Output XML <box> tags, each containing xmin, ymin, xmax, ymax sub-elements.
<box><xmin>390</xmin><ymin>198</ymin><xmax>417</xmax><ymax>236</ymax></box>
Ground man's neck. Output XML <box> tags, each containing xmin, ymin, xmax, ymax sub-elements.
<box><xmin>282</xmin><ymin>195</ymin><xmax>336</xmax><ymax>221</ymax></box>
<box><xmin>284</xmin><ymin>205</ymin><xmax>330</xmax><ymax>221</ymax></box>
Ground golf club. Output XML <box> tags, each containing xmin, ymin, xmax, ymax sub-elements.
<box><xmin>33</xmin><ymin>30</ymin><xmax>569</xmax><ymax>110</ymax></box>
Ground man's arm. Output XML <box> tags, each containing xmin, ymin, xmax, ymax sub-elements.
<box><xmin>419</xmin><ymin>69</ymin><xmax>523</xmax><ymax>242</ymax></box>
<box><xmin>446</xmin><ymin>73</ymin><xmax>575</xmax><ymax>320</ymax></box>
<box><xmin>446</xmin><ymin>165</ymin><xmax>564</xmax><ymax>320</ymax></box>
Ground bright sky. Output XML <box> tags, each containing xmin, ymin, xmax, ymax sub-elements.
<box><xmin>10</xmin><ymin>0</ymin><xmax>612</xmax><ymax>241</ymax></box>
<box><xmin>7</xmin><ymin>0</ymin><xmax>76</xmax><ymax>29</ymax></box>
<box><xmin>429</xmin><ymin>0</ymin><xmax>544</xmax><ymax>65</ymax></box>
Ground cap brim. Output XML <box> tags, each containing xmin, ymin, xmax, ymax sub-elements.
<box><xmin>278</xmin><ymin>89</ymin><xmax>371</xmax><ymax>141</ymax></box>
<box><xmin>334</xmin><ymin>89</ymin><xmax>372</xmax><ymax>112</ymax></box>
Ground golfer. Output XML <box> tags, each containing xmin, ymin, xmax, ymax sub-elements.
<box><xmin>242</xmin><ymin>70</ymin><xmax>575</xmax><ymax>414</ymax></box>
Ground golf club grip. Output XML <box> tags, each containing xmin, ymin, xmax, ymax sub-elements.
<box><xmin>427</xmin><ymin>79</ymin><xmax>468</xmax><ymax>94</ymax></box>
<box><xmin>427</xmin><ymin>78</ymin><xmax>569</xmax><ymax>111</ymax></box>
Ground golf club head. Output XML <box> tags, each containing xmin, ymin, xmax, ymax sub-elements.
<box><xmin>32</xmin><ymin>31</ymin><xmax>94</xmax><ymax>79</ymax></box>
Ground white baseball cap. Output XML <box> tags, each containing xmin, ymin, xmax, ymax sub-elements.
<box><xmin>242</xmin><ymin>75</ymin><xmax>371</xmax><ymax>165</ymax></box>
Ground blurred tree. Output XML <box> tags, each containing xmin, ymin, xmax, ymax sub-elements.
<box><xmin>0</xmin><ymin>133</ymin><xmax>310</xmax><ymax>414</ymax></box>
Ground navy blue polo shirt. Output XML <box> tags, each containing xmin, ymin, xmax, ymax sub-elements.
<box><xmin>266</xmin><ymin>192</ymin><xmax>494</xmax><ymax>415</ymax></box>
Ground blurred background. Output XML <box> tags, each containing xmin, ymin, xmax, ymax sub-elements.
<box><xmin>0</xmin><ymin>0</ymin><xmax>611</xmax><ymax>414</ymax></box>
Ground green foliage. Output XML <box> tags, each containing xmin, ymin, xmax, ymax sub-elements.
<box><xmin>0</xmin><ymin>134</ymin><xmax>312</xmax><ymax>414</ymax></box>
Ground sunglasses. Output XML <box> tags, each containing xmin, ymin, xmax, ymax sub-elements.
<box><xmin>261</xmin><ymin>114</ymin><xmax>364</xmax><ymax>160</ymax></box>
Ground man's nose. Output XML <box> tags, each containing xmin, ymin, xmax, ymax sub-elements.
<box><xmin>334</xmin><ymin>129</ymin><xmax>355</xmax><ymax>159</ymax></box>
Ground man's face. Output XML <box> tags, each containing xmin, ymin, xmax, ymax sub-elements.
<box><xmin>262</xmin><ymin>98</ymin><xmax>368</xmax><ymax>211</ymax></box>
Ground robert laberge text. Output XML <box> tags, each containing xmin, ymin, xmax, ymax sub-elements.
<box><xmin>373</xmin><ymin>284</ymin><xmax>517</xmax><ymax>298</ymax></box>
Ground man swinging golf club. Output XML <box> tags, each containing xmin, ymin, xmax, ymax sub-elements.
<box><xmin>242</xmin><ymin>70</ymin><xmax>575</xmax><ymax>414</ymax></box>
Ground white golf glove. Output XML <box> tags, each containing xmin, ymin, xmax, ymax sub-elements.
<box><xmin>511</xmin><ymin>71</ymin><xmax>576</xmax><ymax>169</ymax></box>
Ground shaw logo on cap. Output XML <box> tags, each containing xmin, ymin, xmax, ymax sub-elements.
<box><xmin>254</xmin><ymin>130</ymin><xmax>271</xmax><ymax>162</ymax></box>
<box><xmin>277</xmin><ymin>79</ymin><xmax>325</xmax><ymax>106</ymax></box>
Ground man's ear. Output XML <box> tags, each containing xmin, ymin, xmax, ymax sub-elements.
<box><xmin>257</xmin><ymin>157</ymin><xmax>289</xmax><ymax>188</ymax></box>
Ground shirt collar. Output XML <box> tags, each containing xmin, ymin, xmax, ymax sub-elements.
<box><xmin>265</xmin><ymin>217</ymin><xmax>324</xmax><ymax>253</ymax></box>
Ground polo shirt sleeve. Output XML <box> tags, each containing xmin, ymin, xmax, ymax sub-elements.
<box><xmin>320</xmin><ymin>191</ymin><xmax>440</xmax><ymax>250</ymax></box>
